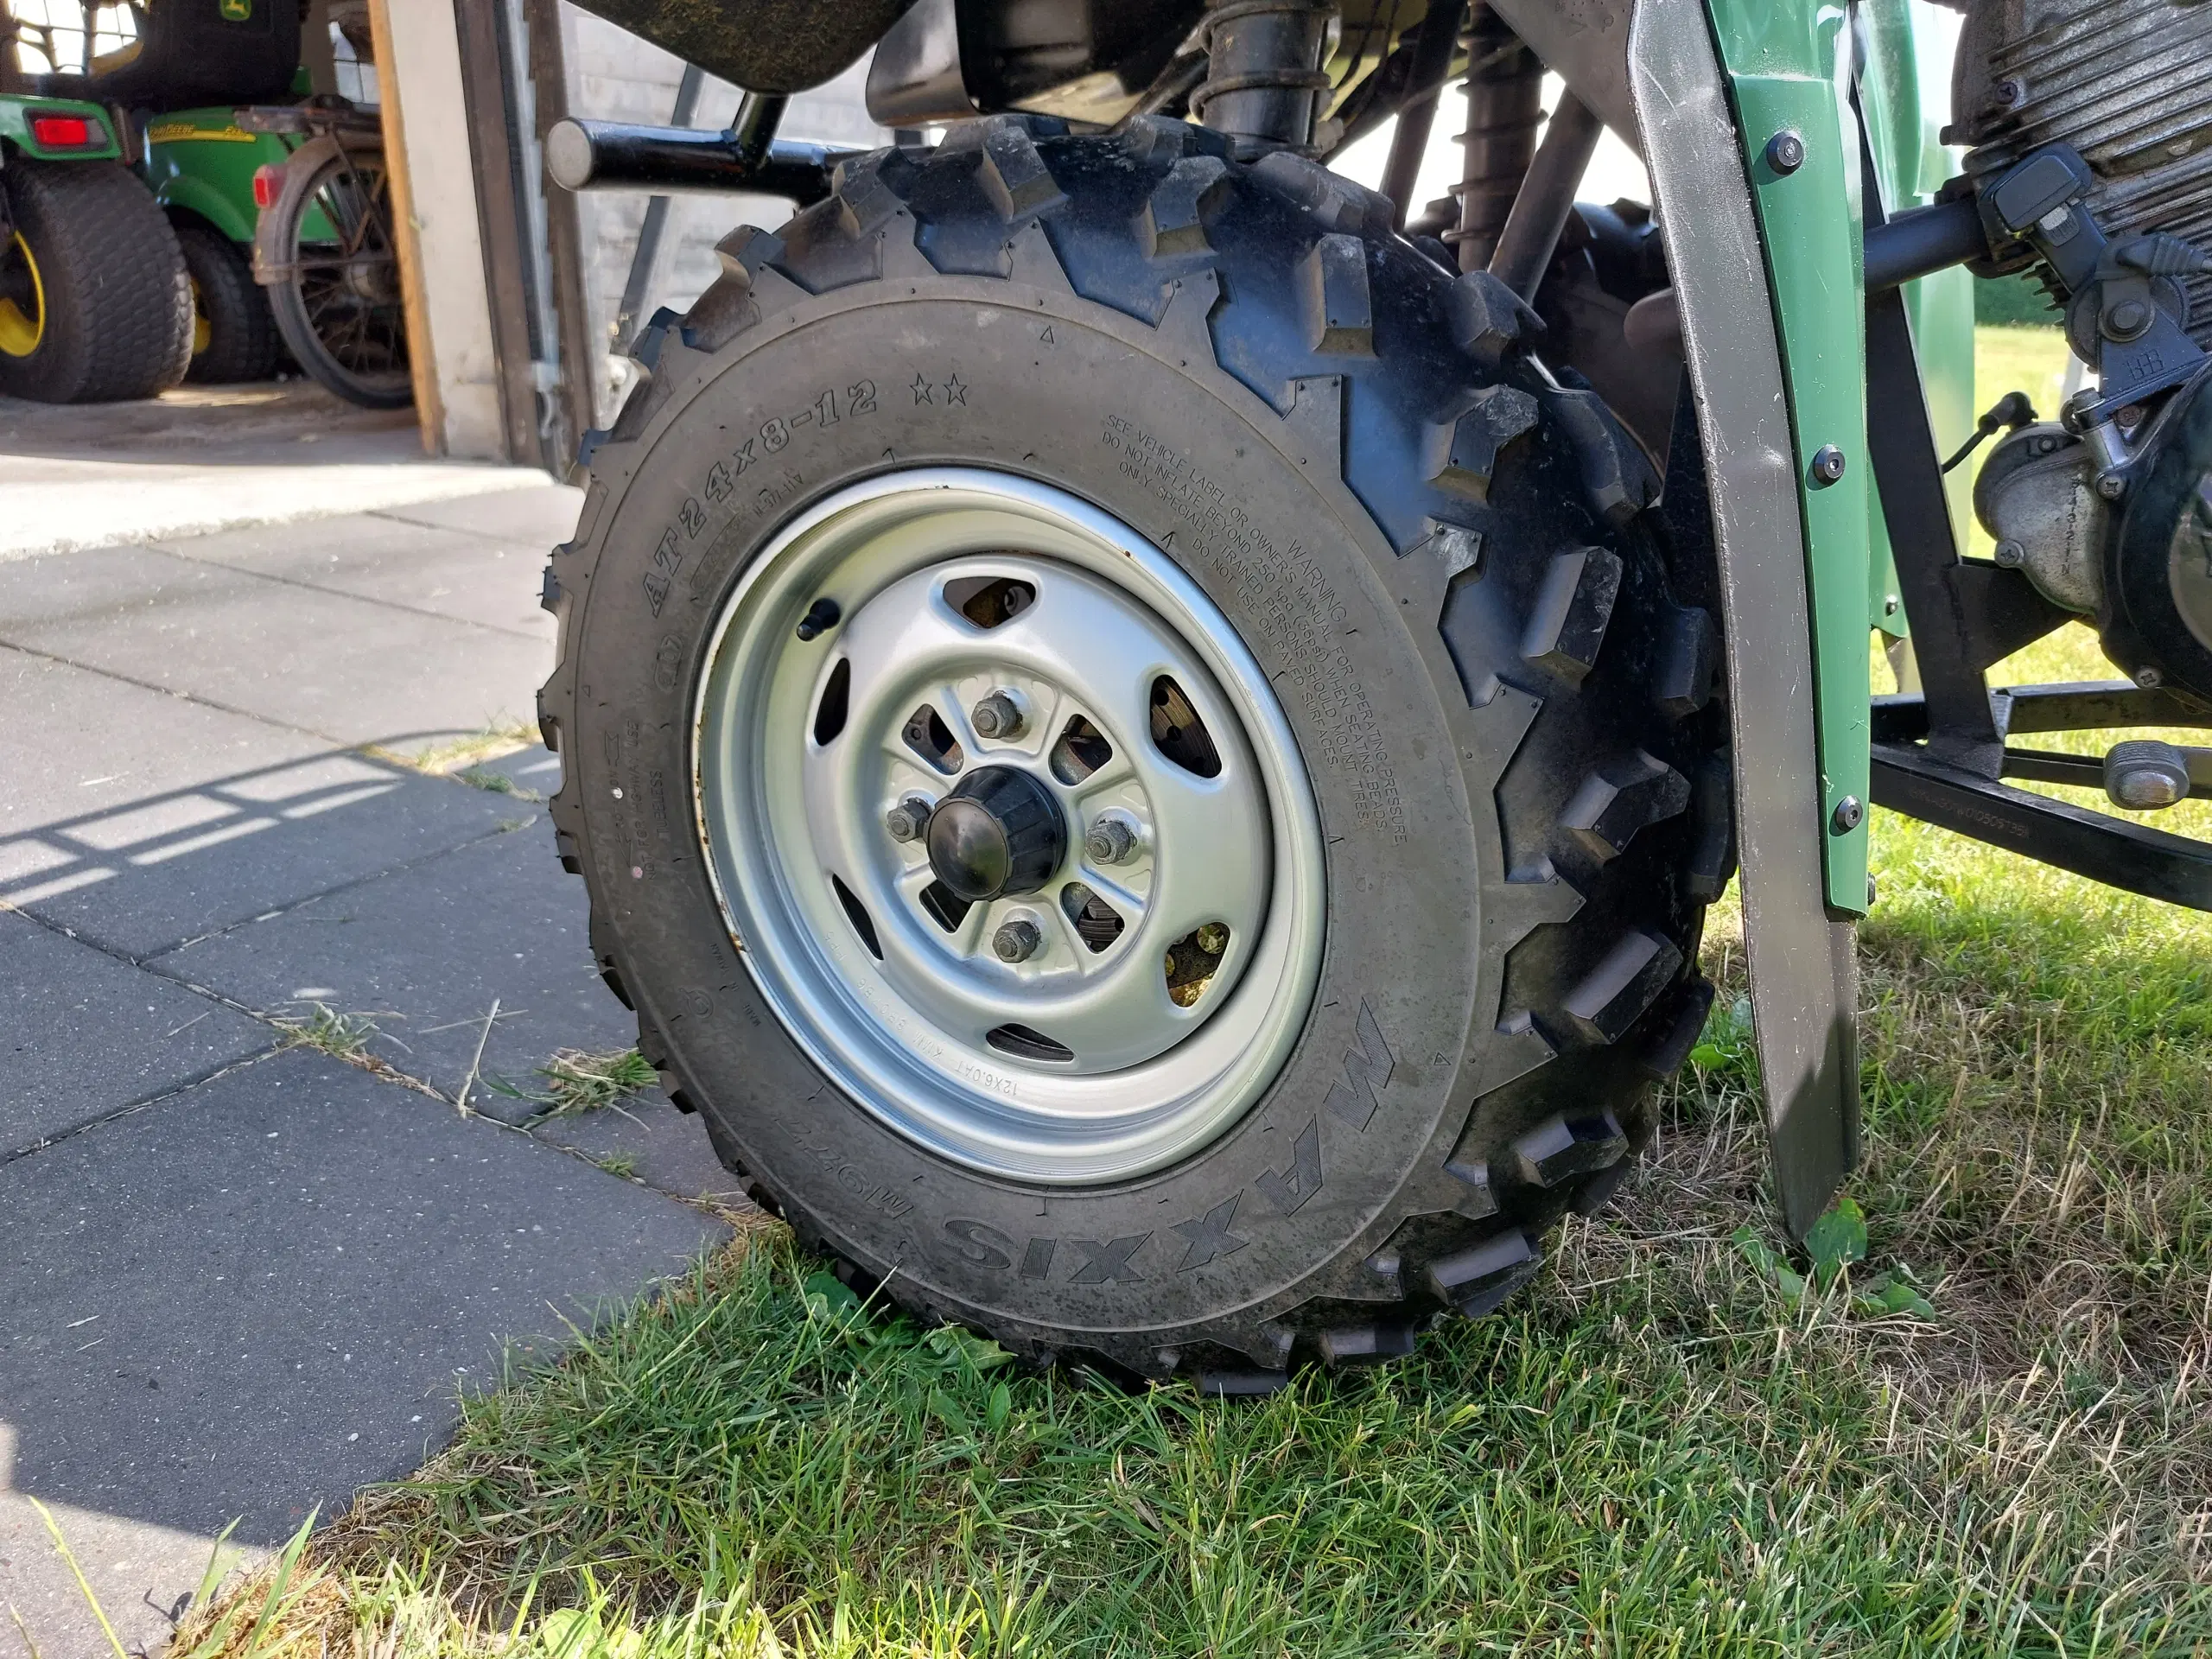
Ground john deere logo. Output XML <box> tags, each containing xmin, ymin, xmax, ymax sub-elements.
<box><xmin>219</xmin><ymin>0</ymin><xmax>252</xmax><ymax>19</ymax></box>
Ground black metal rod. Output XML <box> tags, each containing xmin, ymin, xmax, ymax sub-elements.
<box><xmin>1380</xmin><ymin>1</ymin><xmax>1465</xmax><ymax>232</ymax></box>
<box><xmin>1872</xmin><ymin>682</ymin><xmax>2212</xmax><ymax>741</ymax></box>
<box><xmin>614</xmin><ymin>64</ymin><xmax>704</xmax><ymax>353</ymax></box>
<box><xmin>543</xmin><ymin>117</ymin><xmax>840</xmax><ymax>201</ymax></box>
<box><xmin>1487</xmin><ymin>92</ymin><xmax>1603</xmax><ymax>301</ymax></box>
<box><xmin>728</xmin><ymin>91</ymin><xmax>788</xmax><ymax>166</ymax></box>
<box><xmin>1872</xmin><ymin>742</ymin><xmax>2212</xmax><ymax>910</ymax></box>
<box><xmin>1863</xmin><ymin>195</ymin><xmax>1988</xmax><ymax>294</ymax></box>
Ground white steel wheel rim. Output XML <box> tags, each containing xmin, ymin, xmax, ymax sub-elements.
<box><xmin>693</xmin><ymin>469</ymin><xmax>1326</xmax><ymax>1183</ymax></box>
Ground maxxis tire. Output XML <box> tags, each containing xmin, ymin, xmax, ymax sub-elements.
<box><xmin>0</xmin><ymin>158</ymin><xmax>192</xmax><ymax>404</ymax></box>
<box><xmin>175</xmin><ymin>220</ymin><xmax>280</xmax><ymax>385</ymax></box>
<box><xmin>541</xmin><ymin>118</ymin><xmax>1733</xmax><ymax>1388</ymax></box>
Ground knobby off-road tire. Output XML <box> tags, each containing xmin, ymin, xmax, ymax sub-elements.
<box><xmin>0</xmin><ymin>158</ymin><xmax>192</xmax><ymax>404</ymax></box>
<box><xmin>541</xmin><ymin>118</ymin><xmax>1732</xmax><ymax>1389</ymax></box>
<box><xmin>175</xmin><ymin>220</ymin><xmax>281</xmax><ymax>385</ymax></box>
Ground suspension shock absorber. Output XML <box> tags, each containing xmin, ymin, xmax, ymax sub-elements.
<box><xmin>1190</xmin><ymin>0</ymin><xmax>1338</xmax><ymax>156</ymax></box>
<box><xmin>1446</xmin><ymin>3</ymin><xmax>1541</xmax><ymax>273</ymax></box>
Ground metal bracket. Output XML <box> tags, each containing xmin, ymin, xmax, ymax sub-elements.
<box><xmin>1630</xmin><ymin>1</ymin><xmax>1858</xmax><ymax>1240</ymax></box>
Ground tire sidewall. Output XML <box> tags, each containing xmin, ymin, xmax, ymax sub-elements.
<box><xmin>175</xmin><ymin>221</ymin><xmax>270</xmax><ymax>385</ymax></box>
<box><xmin>0</xmin><ymin>158</ymin><xmax>189</xmax><ymax>403</ymax></box>
<box><xmin>0</xmin><ymin>162</ymin><xmax>93</xmax><ymax>399</ymax></box>
<box><xmin>569</xmin><ymin>273</ymin><xmax>1489</xmax><ymax>1348</ymax></box>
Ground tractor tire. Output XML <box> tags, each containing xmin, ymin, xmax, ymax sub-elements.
<box><xmin>175</xmin><ymin>220</ymin><xmax>280</xmax><ymax>385</ymax></box>
<box><xmin>0</xmin><ymin>158</ymin><xmax>192</xmax><ymax>404</ymax></box>
<box><xmin>540</xmin><ymin>118</ymin><xmax>1732</xmax><ymax>1389</ymax></box>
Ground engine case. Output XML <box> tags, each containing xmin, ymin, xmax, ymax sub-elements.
<box><xmin>2103</xmin><ymin>368</ymin><xmax>2212</xmax><ymax>702</ymax></box>
<box><xmin>1974</xmin><ymin>424</ymin><xmax>2107</xmax><ymax>616</ymax></box>
<box><xmin>1955</xmin><ymin>0</ymin><xmax>2212</xmax><ymax>349</ymax></box>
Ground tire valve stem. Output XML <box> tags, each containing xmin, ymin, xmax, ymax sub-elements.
<box><xmin>795</xmin><ymin>597</ymin><xmax>842</xmax><ymax>640</ymax></box>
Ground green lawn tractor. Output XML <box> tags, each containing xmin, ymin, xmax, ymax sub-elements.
<box><xmin>0</xmin><ymin>92</ymin><xmax>191</xmax><ymax>402</ymax></box>
<box><xmin>0</xmin><ymin>0</ymin><xmax>386</xmax><ymax>398</ymax></box>
<box><xmin>137</xmin><ymin>102</ymin><xmax>287</xmax><ymax>383</ymax></box>
<box><xmin>138</xmin><ymin>94</ymin><xmax>408</xmax><ymax>405</ymax></box>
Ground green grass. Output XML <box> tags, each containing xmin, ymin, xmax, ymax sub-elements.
<box><xmin>454</xmin><ymin>766</ymin><xmax>543</xmax><ymax>803</ymax></box>
<box><xmin>485</xmin><ymin>1047</ymin><xmax>662</xmax><ymax>1118</ymax></box>
<box><xmin>171</xmin><ymin>333</ymin><xmax>2212</xmax><ymax>1656</ymax></box>
<box><xmin>273</xmin><ymin>1002</ymin><xmax>380</xmax><ymax>1062</ymax></box>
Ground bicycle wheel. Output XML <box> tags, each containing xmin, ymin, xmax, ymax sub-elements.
<box><xmin>264</xmin><ymin>140</ymin><xmax>410</xmax><ymax>409</ymax></box>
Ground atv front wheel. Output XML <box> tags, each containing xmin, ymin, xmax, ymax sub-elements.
<box><xmin>0</xmin><ymin>158</ymin><xmax>191</xmax><ymax>404</ymax></box>
<box><xmin>542</xmin><ymin>118</ymin><xmax>1732</xmax><ymax>1386</ymax></box>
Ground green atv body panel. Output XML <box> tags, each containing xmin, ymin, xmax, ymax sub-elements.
<box><xmin>1702</xmin><ymin>0</ymin><xmax>1978</xmax><ymax>914</ymax></box>
<box><xmin>137</xmin><ymin>106</ymin><xmax>334</xmax><ymax>245</ymax></box>
<box><xmin>0</xmin><ymin>93</ymin><xmax>122</xmax><ymax>162</ymax></box>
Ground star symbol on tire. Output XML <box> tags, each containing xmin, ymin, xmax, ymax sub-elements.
<box><xmin>911</xmin><ymin>372</ymin><xmax>933</xmax><ymax>405</ymax></box>
<box><xmin>943</xmin><ymin>372</ymin><xmax>967</xmax><ymax>406</ymax></box>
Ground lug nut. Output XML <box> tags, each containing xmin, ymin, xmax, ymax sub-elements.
<box><xmin>971</xmin><ymin>690</ymin><xmax>1024</xmax><ymax>740</ymax></box>
<box><xmin>884</xmin><ymin>795</ymin><xmax>934</xmax><ymax>842</ymax></box>
<box><xmin>992</xmin><ymin>918</ymin><xmax>1043</xmax><ymax>963</ymax></box>
<box><xmin>1194</xmin><ymin>922</ymin><xmax>1230</xmax><ymax>956</ymax></box>
<box><xmin>1084</xmin><ymin>814</ymin><xmax>1139</xmax><ymax>864</ymax></box>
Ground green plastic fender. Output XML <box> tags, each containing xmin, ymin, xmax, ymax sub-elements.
<box><xmin>137</xmin><ymin>108</ymin><xmax>294</xmax><ymax>244</ymax></box>
<box><xmin>0</xmin><ymin>93</ymin><xmax>123</xmax><ymax>162</ymax></box>
<box><xmin>1700</xmin><ymin>0</ymin><xmax>1877</xmax><ymax>916</ymax></box>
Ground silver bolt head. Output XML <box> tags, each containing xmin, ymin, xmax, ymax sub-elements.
<box><xmin>2134</xmin><ymin>664</ymin><xmax>2164</xmax><ymax>690</ymax></box>
<box><xmin>971</xmin><ymin>690</ymin><xmax>1025</xmax><ymax>739</ymax></box>
<box><xmin>1084</xmin><ymin>815</ymin><xmax>1138</xmax><ymax>865</ymax></box>
<box><xmin>884</xmin><ymin>796</ymin><xmax>932</xmax><ymax>842</ymax></box>
<box><xmin>1994</xmin><ymin>539</ymin><xmax>2025</xmax><ymax>568</ymax></box>
<box><xmin>2098</xmin><ymin>474</ymin><xmax>2126</xmax><ymax>500</ymax></box>
<box><xmin>992</xmin><ymin>918</ymin><xmax>1043</xmax><ymax>963</ymax></box>
<box><xmin>1194</xmin><ymin>921</ymin><xmax>1230</xmax><ymax>955</ymax></box>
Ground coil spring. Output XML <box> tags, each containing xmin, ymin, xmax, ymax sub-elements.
<box><xmin>1190</xmin><ymin>0</ymin><xmax>1337</xmax><ymax>150</ymax></box>
<box><xmin>1445</xmin><ymin>3</ymin><xmax>1541</xmax><ymax>272</ymax></box>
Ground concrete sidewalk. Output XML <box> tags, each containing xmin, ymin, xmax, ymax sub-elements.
<box><xmin>0</xmin><ymin>485</ymin><xmax>744</xmax><ymax>1659</ymax></box>
<box><xmin>0</xmin><ymin>385</ymin><xmax>550</xmax><ymax>560</ymax></box>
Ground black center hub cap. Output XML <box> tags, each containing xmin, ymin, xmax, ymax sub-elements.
<box><xmin>926</xmin><ymin>764</ymin><xmax>1066</xmax><ymax>900</ymax></box>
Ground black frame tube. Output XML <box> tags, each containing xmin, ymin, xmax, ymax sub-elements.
<box><xmin>544</xmin><ymin>116</ymin><xmax>840</xmax><ymax>201</ymax></box>
<box><xmin>1862</xmin><ymin>196</ymin><xmax>1988</xmax><ymax>294</ymax></box>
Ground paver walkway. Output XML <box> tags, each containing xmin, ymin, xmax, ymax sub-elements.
<box><xmin>0</xmin><ymin>485</ymin><xmax>741</xmax><ymax>1659</ymax></box>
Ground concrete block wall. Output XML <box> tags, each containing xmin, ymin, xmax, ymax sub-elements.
<box><xmin>556</xmin><ymin>3</ymin><xmax>892</xmax><ymax>427</ymax></box>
